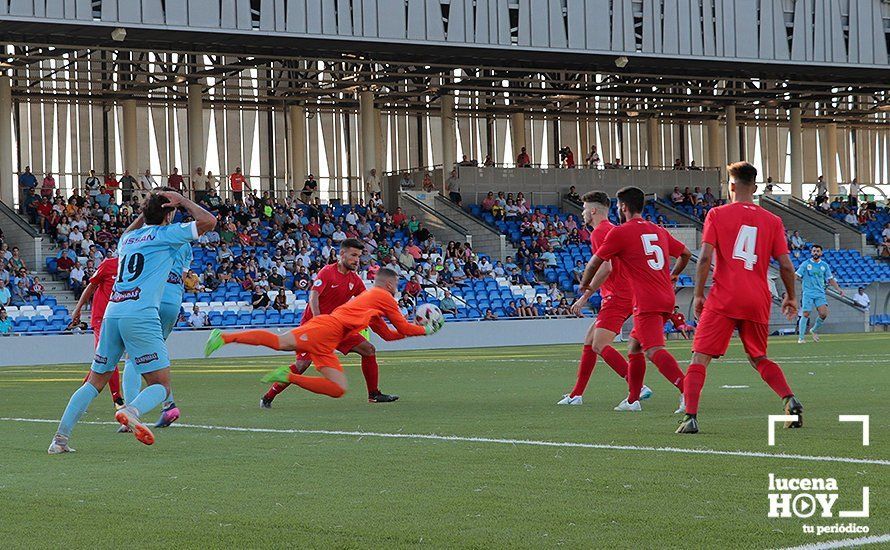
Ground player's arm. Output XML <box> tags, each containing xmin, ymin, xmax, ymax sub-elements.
<box><xmin>670</xmin><ymin>246</ymin><xmax>692</xmax><ymax>282</ymax></box>
<box><xmin>571</xmin><ymin>259</ymin><xmax>610</xmax><ymax>315</ymax></box>
<box><xmin>776</xmin><ymin>254</ymin><xmax>798</xmax><ymax>320</ymax></box>
<box><xmin>692</xmin><ymin>243</ymin><xmax>714</xmax><ymax>319</ymax></box>
<box><xmin>368</xmin><ymin>316</ymin><xmax>405</xmax><ymax>342</ymax></box>
<box><xmin>578</xmin><ymin>254</ymin><xmax>605</xmax><ymax>292</ymax></box>
<box><xmin>70</xmin><ymin>281</ymin><xmax>97</xmax><ymax>325</ymax></box>
<box><xmin>380</xmin><ymin>298</ymin><xmax>428</xmax><ymax>337</ymax></box>
<box><xmin>159</xmin><ymin>191</ymin><xmax>216</xmax><ymax>235</ymax></box>
<box><xmin>826</xmin><ymin>270</ymin><xmax>844</xmax><ymax>295</ymax></box>
<box><xmin>308</xmin><ymin>289</ymin><xmax>322</xmax><ymax>316</ymax></box>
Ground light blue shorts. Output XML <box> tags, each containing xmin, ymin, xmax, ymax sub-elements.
<box><xmin>801</xmin><ymin>292</ymin><xmax>828</xmax><ymax>312</ymax></box>
<box><xmin>159</xmin><ymin>302</ymin><xmax>181</xmax><ymax>340</ymax></box>
<box><xmin>92</xmin><ymin>316</ymin><xmax>170</xmax><ymax>375</ymax></box>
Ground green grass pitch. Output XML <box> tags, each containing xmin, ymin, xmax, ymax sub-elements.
<box><xmin>1</xmin><ymin>333</ymin><xmax>888</xmax><ymax>548</ymax></box>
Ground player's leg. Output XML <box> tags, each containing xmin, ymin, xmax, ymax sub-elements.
<box><xmin>261</xmin><ymin>354</ymin><xmax>312</xmax><ymax>408</ymax></box>
<box><xmin>350</xmin><ymin>337</ymin><xmax>398</xmax><ymax>403</ymax></box>
<box><xmin>797</xmin><ymin>295</ymin><xmax>812</xmax><ymax>343</ymax></box>
<box><xmin>262</xmin><ymin>353</ymin><xmax>347</xmax><ymax>398</ymax></box>
<box><xmin>741</xmin><ymin>321</ymin><xmax>802</xmax><ymax>428</ymax></box>
<box><xmin>49</xmin><ymin>320</ymin><xmax>124</xmax><ymax>453</ymax></box>
<box><xmin>639</xmin><ymin>314</ymin><xmax>684</xmax><ymax>391</ymax></box>
<box><xmin>155</xmin><ymin>304</ymin><xmax>182</xmax><ymax>427</ymax></box>
<box><xmin>810</xmin><ymin>302</ymin><xmax>829</xmax><ymax>341</ymax></box>
<box><xmin>614</xmin><ymin>332</ymin><xmax>645</xmax><ymax>411</ymax></box>
<box><xmin>559</xmin><ymin>322</ymin><xmax>597</xmax><ymax>404</ymax></box>
<box><xmin>205</xmin><ymin>327</ymin><xmax>295</xmax><ymax>356</ymax></box>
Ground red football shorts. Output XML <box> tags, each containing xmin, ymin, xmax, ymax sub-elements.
<box><xmin>594</xmin><ymin>295</ymin><xmax>634</xmax><ymax>334</ymax></box>
<box><xmin>693</xmin><ymin>307</ymin><xmax>768</xmax><ymax>358</ymax></box>
<box><xmin>629</xmin><ymin>311</ymin><xmax>669</xmax><ymax>350</ymax></box>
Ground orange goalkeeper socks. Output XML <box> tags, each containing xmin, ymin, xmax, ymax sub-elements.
<box><xmin>222</xmin><ymin>329</ymin><xmax>281</xmax><ymax>350</ymax></box>
<box><xmin>286</xmin><ymin>373</ymin><xmax>345</xmax><ymax>398</ymax></box>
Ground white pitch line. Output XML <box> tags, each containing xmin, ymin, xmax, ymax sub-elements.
<box><xmin>776</xmin><ymin>533</ymin><xmax>890</xmax><ymax>550</ymax></box>
<box><xmin>2</xmin><ymin>417</ymin><xmax>888</xmax><ymax>466</ymax></box>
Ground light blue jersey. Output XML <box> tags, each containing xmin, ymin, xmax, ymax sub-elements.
<box><xmin>796</xmin><ymin>259</ymin><xmax>834</xmax><ymax>296</ymax></box>
<box><xmin>105</xmin><ymin>223</ymin><xmax>198</xmax><ymax>319</ymax></box>
<box><xmin>159</xmin><ymin>243</ymin><xmax>192</xmax><ymax>338</ymax></box>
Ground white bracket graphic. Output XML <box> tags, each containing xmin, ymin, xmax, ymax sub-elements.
<box><xmin>838</xmin><ymin>415</ymin><xmax>870</xmax><ymax>446</ymax></box>
<box><xmin>767</xmin><ymin>415</ymin><xmax>798</xmax><ymax>446</ymax></box>
<box><xmin>839</xmin><ymin>487</ymin><xmax>870</xmax><ymax>518</ymax></box>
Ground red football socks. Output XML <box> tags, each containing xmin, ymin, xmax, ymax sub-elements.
<box><xmin>755</xmin><ymin>358</ymin><xmax>792</xmax><ymax>399</ymax></box>
<box><xmin>651</xmin><ymin>349</ymin><xmax>685</xmax><ymax>392</ymax></box>
<box><xmin>222</xmin><ymin>329</ymin><xmax>281</xmax><ymax>350</ymax></box>
<box><xmin>107</xmin><ymin>367</ymin><xmax>122</xmax><ymax>402</ymax></box>
<box><xmin>264</xmin><ymin>363</ymin><xmax>301</xmax><ymax>400</ymax></box>
<box><xmin>361</xmin><ymin>355</ymin><xmax>380</xmax><ymax>394</ymax></box>
<box><xmin>627</xmin><ymin>352</ymin><xmax>646</xmax><ymax>403</ymax></box>
<box><xmin>599</xmin><ymin>345</ymin><xmax>629</xmax><ymax>379</ymax></box>
<box><xmin>570</xmin><ymin>345</ymin><xmax>597</xmax><ymax>397</ymax></box>
<box><xmin>683</xmin><ymin>363</ymin><xmax>707</xmax><ymax>415</ymax></box>
<box><xmin>286</xmin><ymin>372</ymin><xmax>345</xmax><ymax>398</ymax></box>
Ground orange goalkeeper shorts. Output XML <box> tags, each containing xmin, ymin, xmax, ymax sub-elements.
<box><xmin>290</xmin><ymin>317</ymin><xmax>346</xmax><ymax>372</ymax></box>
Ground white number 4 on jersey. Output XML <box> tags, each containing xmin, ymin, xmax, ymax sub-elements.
<box><xmin>732</xmin><ymin>225</ymin><xmax>758</xmax><ymax>270</ymax></box>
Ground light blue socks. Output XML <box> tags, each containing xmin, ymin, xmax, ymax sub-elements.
<box><xmin>130</xmin><ymin>384</ymin><xmax>168</xmax><ymax>417</ymax></box>
<box><xmin>57</xmin><ymin>383</ymin><xmax>99</xmax><ymax>437</ymax></box>
<box><xmin>798</xmin><ymin>316</ymin><xmax>808</xmax><ymax>339</ymax></box>
<box><xmin>812</xmin><ymin>316</ymin><xmax>824</xmax><ymax>333</ymax></box>
<box><xmin>122</xmin><ymin>362</ymin><xmax>142</xmax><ymax>404</ymax></box>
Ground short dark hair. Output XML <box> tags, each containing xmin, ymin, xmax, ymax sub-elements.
<box><xmin>727</xmin><ymin>161</ymin><xmax>757</xmax><ymax>185</ymax></box>
<box><xmin>376</xmin><ymin>267</ymin><xmax>399</xmax><ymax>281</ymax></box>
<box><xmin>581</xmin><ymin>191</ymin><xmax>610</xmax><ymax>209</ymax></box>
<box><xmin>141</xmin><ymin>192</ymin><xmax>172</xmax><ymax>225</ymax></box>
<box><xmin>811</xmin><ymin>244</ymin><xmax>823</xmax><ymax>250</ymax></box>
<box><xmin>616</xmin><ymin>186</ymin><xmax>645</xmax><ymax>214</ymax></box>
<box><xmin>340</xmin><ymin>238</ymin><xmax>364</xmax><ymax>252</ymax></box>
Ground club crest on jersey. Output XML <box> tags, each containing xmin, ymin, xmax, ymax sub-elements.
<box><xmin>134</xmin><ymin>352</ymin><xmax>159</xmax><ymax>365</ymax></box>
<box><xmin>349</xmin><ymin>283</ymin><xmax>354</xmax><ymax>290</ymax></box>
<box><xmin>110</xmin><ymin>288</ymin><xmax>141</xmax><ymax>302</ymax></box>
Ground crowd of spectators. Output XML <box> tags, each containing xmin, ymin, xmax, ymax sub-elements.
<box><xmin>0</xmin><ymin>229</ymin><xmax>47</xmax><ymax>310</ymax></box>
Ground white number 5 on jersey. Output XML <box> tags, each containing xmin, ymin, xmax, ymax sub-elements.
<box><xmin>641</xmin><ymin>234</ymin><xmax>665</xmax><ymax>270</ymax></box>
<box><xmin>732</xmin><ymin>225</ymin><xmax>758</xmax><ymax>270</ymax></box>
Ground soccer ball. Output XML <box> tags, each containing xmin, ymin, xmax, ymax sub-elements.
<box><xmin>415</xmin><ymin>303</ymin><xmax>444</xmax><ymax>326</ymax></box>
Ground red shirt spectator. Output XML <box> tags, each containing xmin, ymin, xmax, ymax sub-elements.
<box><xmin>305</xmin><ymin>220</ymin><xmax>321</xmax><ymax>237</ymax></box>
<box><xmin>392</xmin><ymin>209</ymin><xmax>407</xmax><ymax>227</ymax></box>
<box><xmin>56</xmin><ymin>254</ymin><xmax>74</xmax><ymax>272</ymax></box>
<box><xmin>167</xmin><ymin>168</ymin><xmax>184</xmax><ymax>191</ymax></box>
<box><xmin>404</xmin><ymin>277</ymin><xmax>422</xmax><ymax>298</ymax></box>
<box><xmin>517</xmin><ymin>147</ymin><xmax>531</xmax><ymax>167</ymax></box>
<box><xmin>104</xmin><ymin>174</ymin><xmax>120</xmax><ymax>190</ymax></box>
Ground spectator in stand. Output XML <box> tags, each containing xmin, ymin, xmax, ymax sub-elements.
<box><xmin>692</xmin><ymin>186</ymin><xmax>704</xmax><ymax>204</ymax></box>
<box><xmin>880</xmin><ymin>223</ymin><xmax>890</xmax><ymax>258</ymax></box>
<box><xmin>8</xmin><ymin>247</ymin><xmax>25</xmax><ymax>272</ymax></box>
<box><xmin>365</xmin><ymin>168</ymin><xmax>380</xmax><ymax>198</ymax></box>
<box><xmin>41</xmin><ymin>171</ymin><xmax>56</xmax><ymax>198</ymax></box>
<box><xmin>533</xmin><ymin>296</ymin><xmax>548</xmax><ymax>316</ymax></box>
<box><xmin>555</xmin><ymin>298</ymin><xmax>573</xmax><ymax>316</ymax></box>
<box><xmin>230</xmin><ymin>166</ymin><xmax>248</xmax><ymax>202</ymax></box>
<box><xmin>117</xmin><ymin>170</ymin><xmax>136</xmax><ymax>202</ymax></box>
<box><xmin>572</xmin><ymin>259</ymin><xmax>585</xmax><ymax>284</ymax></box>
<box><xmin>789</xmin><ymin>230</ymin><xmax>805</xmax><ymax>251</ymax></box>
<box><xmin>18</xmin><ymin>166</ymin><xmax>38</xmax><ymax>203</ymax></box>
<box><xmin>0</xmin><ymin>308</ymin><xmax>12</xmax><ymax>335</ymax></box>
<box><xmin>516</xmin><ymin>146</ymin><xmax>531</xmax><ymax>168</ymax></box>
<box><xmin>481</xmin><ymin>191</ymin><xmax>496</xmax><ymax>212</ymax></box>
<box><xmin>188</xmin><ymin>304</ymin><xmax>209</xmax><ymax>328</ymax></box>
<box><xmin>404</xmin><ymin>275</ymin><xmax>422</xmax><ymax>299</ymax></box>
<box><xmin>848</xmin><ymin>178</ymin><xmax>859</xmax><ymax>209</ymax></box>
<box><xmin>565</xmin><ymin>186</ymin><xmax>581</xmax><ymax>204</ymax></box>
<box><xmin>585</xmin><ymin>145</ymin><xmax>601</xmax><ymax>168</ymax></box>
<box><xmin>272</xmin><ymin>289</ymin><xmax>288</xmax><ymax>312</ymax></box>
<box><xmin>560</xmin><ymin>146</ymin><xmax>575</xmax><ymax>168</ymax></box>
<box><xmin>0</xmin><ymin>280</ymin><xmax>10</xmax><ymax>306</ymax></box>
<box><xmin>167</xmin><ymin>167</ymin><xmax>184</xmax><ymax>193</ymax></box>
<box><xmin>703</xmin><ymin>187</ymin><xmax>716</xmax><ymax>206</ymax></box>
<box><xmin>251</xmin><ymin>284</ymin><xmax>270</xmax><ymax>311</ymax></box>
<box><xmin>29</xmin><ymin>276</ymin><xmax>45</xmax><ymax>300</ymax></box>
<box><xmin>183</xmin><ymin>269</ymin><xmax>202</xmax><ymax>293</ymax></box>
<box><xmin>300</xmin><ymin>174</ymin><xmax>318</xmax><ymax>203</ymax></box>
<box><xmin>667</xmin><ymin>306</ymin><xmax>694</xmax><ymax>339</ymax></box>
<box><xmin>688</xmin><ymin>160</ymin><xmax>701</xmax><ymax>170</ymax></box>
<box><xmin>440</xmin><ymin>290</ymin><xmax>457</xmax><ymax>315</ymax></box>
<box><xmin>843</xmin><ymin>209</ymin><xmax>858</xmax><ymax>226</ymax></box>
<box><xmin>671</xmin><ymin>186</ymin><xmax>684</xmax><ymax>205</ymax></box>
<box><xmin>852</xmin><ymin>287</ymin><xmax>870</xmax><ymax>310</ymax></box>
<box><xmin>483</xmin><ymin>308</ymin><xmax>498</xmax><ymax>320</ymax></box>
<box><xmin>69</xmin><ymin>261</ymin><xmax>86</xmax><ymax>297</ymax></box>
<box><xmin>483</xmin><ymin>153</ymin><xmax>494</xmax><ymax>167</ymax></box>
<box><xmin>672</xmin><ymin>158</ymin><xmax>684</xmax><ymax>170</ymax></box>
<box><xmin>445</xmin><ymin>169</ymin><xmax>461</xmax><ymax>205</ymax></box>
<box><xmin>520</xmin><ymin>263</ymin><xmax>537</xmax><ymax>285</ymax></box>
<box><xmin>138</xmin><ymin>169</ymin><xmax>157</xmax><ymax>197</ymax></box>
<box><xmin>458</xmin><ymin>154</ymin><xmax>476</xmax><ymax>167</ymax></box>
<box><xmin>421</xmin><ymin>172</ymin><xmax>435</xmax><ymax>192</ymax></box>
<box><xmin>36</xmin><ymin>196</ymin><xmax>53</xmax><ymax>233</ymax></box>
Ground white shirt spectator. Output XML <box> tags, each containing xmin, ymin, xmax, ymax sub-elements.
<box><xmin>844</xmin><ymin>212</ymin><xmax>858</xmax><ymax>225</ymax></box>
<box><xmin>478</xmin><ymin>258</ymin><xmax>493</xmax><ymax>274</ymax></box>
<box><xmin>345</xmin><ymin>211</ymin><xmax>358</xmax><ymax>226</ymax></box>
<box><xmin>80</xmin><ymin>238</ymin><xmax>94</xmax><ymax>255</ymax></box>
<box><xmin>852</xmin><ymin>290</ymin><xmax>870</xmax><ymax>310</ymax></box>
<box><xmin>332</xmin><ymin>229</ymin><xmax>347</xmax><ymax>243</ymax></box>
<box><xmin>70</xmin><ymin>264</ymin><xmax>85</xmax><ymax>283</ymax></box>
<box><xmin>188</xmin><ymin>309</ymin><xmax>209</xmax><ymax>328</ymax></box>
<box><xmin>68</xmin><ymin>228</ymin><xmax>84</xmax><ymax>246</ymax></box>
<box><xmin>139</xmin><ymin>173</ymin><xmax>158</xmax><ymax>189</ymax></box>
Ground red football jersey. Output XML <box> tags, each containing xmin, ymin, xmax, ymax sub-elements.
<box><xmin>300</xmin><ymin>263</ymin><xmax>366</xmax><ymax>324</ymax></box>
<box><xmin>701</xmin><ymin>202</ymin><xmax>789</xmax><ymax>324</ymax></box>
<box><xmin>89</xmin><ymin>257</ymin><xmax>119</xmax><ymax>328</ymax></box>
<box><xmin>590</xmin><ymin>220</ymin><xmax>632</xmax><ymax>300</ymax></box>
<box><xmin>595</xmin><ymin>218</ymin><xmax>686</xmax><ymax>314</ymax></box>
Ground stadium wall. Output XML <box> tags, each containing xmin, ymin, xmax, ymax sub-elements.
<box><xmin>453</xmin><ymin>167</ymin><xmax>720</xmax><ymax>206</ymax></box>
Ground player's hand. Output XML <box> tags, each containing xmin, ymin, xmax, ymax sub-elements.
<box><xmin>570</xmin><ymin>297</ymin><xmax>586</xmax><ymax>316</ymax></box>
<box><xmin>838</xmin><ymin>289</ymin><xmax>845</xmax><ymax>297</ymax></box>
<box><xmin>158</xmin><ymin>191</ymin><xmax>185</xmax><ymax>208</ymax></box>
<box><xmin>424</xmin><ymin>318</ymin><xmax>444</xmax><ymax>336</ymax></box>
<box><xmin>670</xmin><ymin>274</ymin><xmax>679</xmax><ymax>284</ymax></box>
<box><xmin>781</xmin><ymin>296</ymin><xmax>798</xmax><ymax>321</ymax></box>
<box><xmin>71</xmin><ymin>309</ymin><xmax>81</xmax><ymax>325</ymax></box>
<box><xmin>692</xmin><ymin>295</ymin><xmax>705</xmax><ymax>320</ymax></box>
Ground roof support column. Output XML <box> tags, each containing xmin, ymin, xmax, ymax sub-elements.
<box><xmin>707</xmin><ymin>118</ymin><xmax>723</xmax><ymax>172</ymax></box>
<box><xmin>510</xmin><ymin>112</ymin><xmax>525</xmax><ymax>166</ymax></box>
<box><xmin>359</xmin><ymin>90</ymin><xmax>378</xmax><ymax>199</ymax></box>
<box><xmin>790</xmin><ymin>107</ymin><xmax>803</xmax><ymax>199</ymax></box>
<box><xmin>725</xmin><ymin>105</ymin><xmax>739</xmax><ymax>163</ymax></box>
<box><xmin>825</xmin><ymin>122</ymin><xmax>839</xmax><ymax>195</ymax></box>
<box><xmin>288</xmin><ymin>104</ymin><xmax>306</xmax><ymax>194</ymax></box>
<box><xmin>187</xmin><ymin>83</ymin><xmax>205</xmax><ymax>197</ymax></box>
<box><xmin>646</xmin><ymin>117</ymin><xmax>660</xmax><ymax>166</ymax></box>
<box><xmin>0</xmin><ymin>75</ymin><xmax>12</xmax><ymax>206</ymax></box>
<box><xmin>441</xmin><ymin>91</ymin><xmax>456</xmax><ymax>178</ymax></box>
<box><xmin>122</xmin><ymin>99</ymin><xmax>138</xmax><ymax>202</ymax></box>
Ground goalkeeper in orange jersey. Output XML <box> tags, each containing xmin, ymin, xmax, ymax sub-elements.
<box><xmin>204</xmin><ymin>268</ymin><xmax>442</xmax><ymax>397</ymax></box>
